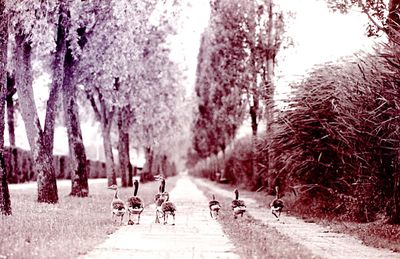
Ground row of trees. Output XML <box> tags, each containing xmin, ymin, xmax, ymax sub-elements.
<box><xmin>190</xmin><ymin>0</ymin><xmax>285</xmax><ymax>189</ymax></box>
<box><xmin>189</xmin><ymin>0</ymin><xmax>400</xmax><ymax>223</ymax></box>
<box><xmin>0</xmin><ymin>0</ymin><xmax>187</xmax><ymax>215</ymax></box>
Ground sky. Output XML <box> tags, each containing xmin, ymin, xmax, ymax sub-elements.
<box><xmin>169</xmin><ymin>0</ymin><xmax>376</xmax><ymax>102</ymax></box>
<box><xmin>7</xmin><ymin>0</ymin><xmax>378</xmax><ymax>162</ymax></box>
<box><xmin>274</xmin><ymin>0</ymin><xmax>375</xmax><ymax>99</ymax></box>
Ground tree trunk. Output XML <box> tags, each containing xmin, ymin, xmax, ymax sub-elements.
<box><xmin>264</xmin><ymin>1</ymin><xmax>277</xmax><ymax>194</ymax></box>
<box><xmin>63</xmin><ymin>53</ymin><xmax>89</xmax><ymax>196</ymax></box>
<box><xmin>6</xmin><ymin>74</ymin><xmax>18</xmax><ymax>182</ymax></box>
<box><xmin>63</xmin><ymin>39</ymin><xmax>89</xmax><ymax>196</ymax></box>
<box><xmin>14</xmin><ymin>34</ymin><xmax>58</xmax><ymax>203</ymax></box>
<box><xmin>117</xmin><ymin>106</ymin><xmax>130</xmax><ymax>187</ymax></box>
<box><xmin>0</xmin><ymin>0</ymin><xmax>11</xmax><ymax>215</ymax></box>
<box><xmin>143</xmin><ymin>147</ymin><xmax>154</xmax><ymax>181</ymax></box>
<box><xmin>44</xmin><ymin>0</ymin><xmax>67</xmax><ymax>152</ymax></box>
<box><xmin>250</xmin><ymin>93</ymin><xmax>259</xmax><ymax>182</ymax></box>
<box><xmin>6</xmin><ymin>73</ymin><xmax>16</xmax><ymax>147</ymax></box>
<box><xmin>103</xmin><ymin>125</ymin><xmax>116</xmax><ymax>187</ymax></box>
<box><xmin>220</xmin><ymin>148</ymin><xmax>226</xmax><ymax>182</ymax></box>
<box><xmin>161</xmin><ymin>154</ymin><xmax>167</xmax><ymax>177</ymax></box>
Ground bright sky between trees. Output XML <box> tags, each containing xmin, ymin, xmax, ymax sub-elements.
<box><xmin>7</xmin><ymin>0</ymin><xmax>377</xmax><ymax>159</ymax></box>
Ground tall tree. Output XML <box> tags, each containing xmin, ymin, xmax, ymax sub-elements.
<box><xmin>0</xmin><ymin>0</ymin><xmax>11</xmax><ymax>215</ymax></box>
<box><xmin>84</xmin><ymin>84</ymin><xmax>116</xmax><ymax>186</ymax></box>
<box><xmin>7</xmin><ymin>0</ymin><xmax>74</xmax><ymax>203</ymax></box>
<box><xmin>192</xmin><ymin>33</ymin><xmax>219</xmax><ymax>162</ymax></box>
<box><xmin>14</xmin><ymin>33</ymin><xmax>59</xmax><ymax>203</ymax></box>
<box><xmin>80</xmin><ymin>0</ymin><xmax>182</xmax><ymax>184</ymax></box>
<box><xmin>63</xmin><ymin>0</ymin><xmax>113</xmax><ymax>195</ymax></box>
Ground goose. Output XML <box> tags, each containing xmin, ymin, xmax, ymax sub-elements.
<box><xmin>209</xmin><ymin>194</ymin><xmax>221</xmax><ymax>219</ymax></box>
<box><xmin>231</xmin><ymin>189</ymin><xmax>246</xmax><ymax>219</ymax></box>
<box><xmin>270</xmin><ymin>186</ymin><xmax>284</xmax><ymax>220</ymax></box>
<box><xmin>108</xmin><ymin>184</ymin><xmax>126</xmax><ymax>224</ymax></box>
<box><xmin>159</xmin><ymin>177</ymin><xmax>170</xmax><ymax>201</ymax></box>
<box><xmin>154</xmin><ymin>177</ymin><xmax>176</xmax><ymax>225</ymax></box>
<box><xmin>154</xmin><ymin>178</ymin><xmax>165</xmax><ymax>223</ymax></box>
<box><xmin>127</xmin><ymin>179</ymin><xmax>144</xmax><ymax>225</ymax></box>
<box><xmin>154</xmin><ymin>177</ymin><xmax>171</xmax><ymax>223</ymax></box>
<box><xmin>161</xmin><ymin>198</ymin><xmax>176</xmax><ymax>225</ymax></box>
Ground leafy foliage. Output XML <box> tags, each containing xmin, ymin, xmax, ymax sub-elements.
<box><xmin>268</xmin><ymin>48</ymin><xmax>400</xmax><ymax>222</ymax></box>
<box><xmin>192</xmin><ymin>0</ymin><xmax>250</xmax><ymax>160</ymax></box>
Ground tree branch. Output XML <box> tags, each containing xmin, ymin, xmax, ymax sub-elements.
<box><xmin>85</xmin><ymin>87</ymin><xmax>101</xmax><ymax>122</ymax></box>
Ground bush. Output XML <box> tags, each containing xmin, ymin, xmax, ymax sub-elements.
<box><xmin>269</xmin><ymin>50</ymin><xmax>400</xmax><ymax>222</ymax></box>
<box><xmin>5</xmin><ymin>147</ymin><xmax>107</xmax><ymax>183</ymax></box>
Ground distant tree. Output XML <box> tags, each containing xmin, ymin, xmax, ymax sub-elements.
<box><xmin>0</xmin><ymin>0</ymin><xmax>11</xmax><ymax>215</ymax></box>
<box><xmin>251</xmin><ymin>1</ymin><xmax>284</xmax><ymax>192</ymax></box>
<box><xmin>192</xmin><ymin>0</ymin><xmax>285</xmax><ymax>184</ymax></box>
<box><xmin>209</xmin><ymin>0</ymin><xmax>247</xmax><ymax>179</ymax></box>
<box><xmin>79</xmin><ymin>0</ymin><xmax>180</xmax><ymax>185</ymax></box>
<box><xmin>192</xmin><ymin>32</ymin><xmax>219</xmax><ymax>164</ymax></box>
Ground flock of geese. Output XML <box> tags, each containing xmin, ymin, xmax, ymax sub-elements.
<box><xmin>109</xmin><ymin>177</ymin><xmax>285</xmax><ymax>225</ymax></box>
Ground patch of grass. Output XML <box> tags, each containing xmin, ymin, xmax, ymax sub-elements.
<box><xmin>0</xmin><ymin>176</ymin><xmax>178</xmax><ymax>259</ymax></box>
<box><xmin>196</xmin><ymin>183</ymin><xmax>318</xmax><ymax>259</ymax></box>
<box><xmin>317</xmin><ymin>219</ymin><xmax>400</xmax><ymax>253</ymax></box>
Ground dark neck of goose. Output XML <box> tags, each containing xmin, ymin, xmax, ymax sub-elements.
<box><xmin>161</xmin><ymin>179</ymin><xmax>165</xmax><ymax>193</ymax></box>
<box><xmin>134</xmin><ymin>181</ymin><xmax>139</xmax><ymax>196</ymax></box>
<box><xmin>235</xmin><ymin>190</ymin><xmax>239</xmax><ymax>200</ymax></box>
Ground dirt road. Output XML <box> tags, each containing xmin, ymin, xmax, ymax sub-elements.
<box><xmin>82</xmin><ymin>176</ymin><xmax>238</xmax><ymax>258</ymax></box>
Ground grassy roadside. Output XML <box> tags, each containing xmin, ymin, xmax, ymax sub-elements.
<box><xmin>198</xmin><ymin>177</ymin><xmax>400</xmax><ymax>253</ymax></box>
<box><xmin>256</xmin><ymin>189</ymin><xmax>400</xmax><ymax>253</ymax></box>
<box><xmin>315</xmin><ymin>218</ymin><xmax>400</xmax><ymax>252</ymax></box>
<box><xmin>195</xmin><ymin>183</ymin><xmax>318</xmax><ymax>259</ymax></box>
<box><xmin>0</xmin><ymin>176</ymin><xmax>178</xmax><ymax>259</ymax></box>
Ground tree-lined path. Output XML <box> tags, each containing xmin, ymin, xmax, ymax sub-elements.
<box><xmin>82</xmin><ymin>175</ymin><xmax>238</xmax><ymax>259</ymax></box>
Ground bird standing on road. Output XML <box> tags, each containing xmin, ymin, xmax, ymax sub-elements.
<box><xmin>154</xmin><ymin>177</ymin><xmax>176</xmax><ymax>225</ymax></box>
<box><xmin>109</xmin><ymin>184</ymin><xmax>126</xmax><ymax>224</ymax></box>
<box><xmin>231</xmin><ymin>189</ymin><xmax>246</xmax><ymax>219</ymax></box>
<box><xmin>155</xmin><ymin>178</ymin><xmax>167</xmax><ymax>223</ymax></box>
<box><xmin>270</xmin><ymin>186</ymin><xmax>284</xmax><ymax>220</ymax></box>
<box><xmin>161</xmin><ymin>198</ymin><xmax>176</xmax><ymax>225</ymax></box>
<box><xmin>127</xmin><ymin>180</ymin><xmax>144</xmax><ymax>225</ymax></box>
<box><xmin>209</xmin><ymin>194</ymin><xmax>221</xmax><ymax>219</ymax></box>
